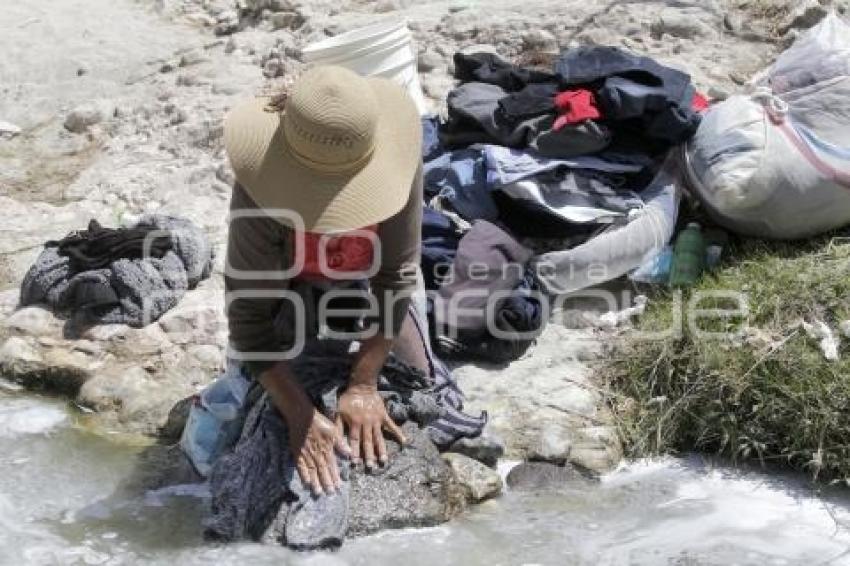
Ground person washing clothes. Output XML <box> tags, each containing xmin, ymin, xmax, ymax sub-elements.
<box><xmin>222</xmin><ymin>65</ymin><xmax>427</xmax><ymax>496</ymax></box>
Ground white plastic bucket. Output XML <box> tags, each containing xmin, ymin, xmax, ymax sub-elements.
<box><xmin>302</xmin><ymin>21</ymin><xmax>428</xmax><ymax>115</ymax></box>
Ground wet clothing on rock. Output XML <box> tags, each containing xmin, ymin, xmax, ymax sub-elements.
<box><xmin>203</xmin><ymin>289</ymin><xmax>485</xmax><ymax>549</ymax></box>
<box><xmin>20</xmin><ymin>215</ymin><xmax>213</xmax><ymax>327</ymax></box>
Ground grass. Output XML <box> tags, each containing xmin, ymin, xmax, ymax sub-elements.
<box><xmin>603</xmin><ymin>232</ymin><xmax>850</xmax><ymax>483</ymax></box>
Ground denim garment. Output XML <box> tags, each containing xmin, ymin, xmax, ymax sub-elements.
<box><xmin>421</xmin><ymin>206</ymin><xmax>462</xmax><ymax>291</ymax></box>
<box><xmin>421</xmin><ymin>115</ymin><xmax>442</xmax><ymax>161</ymax></box>
<box><xmin>422</xmin><ymin>148</ymin><xmax>499</xmax><ymax>222</ymax></box>
<box><xmin>481</xmin><ymin>144</ymin><xmax>646</xmax><ymax>188</ymax></box>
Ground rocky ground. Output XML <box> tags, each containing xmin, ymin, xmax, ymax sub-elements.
<box><xmin>0</xmin><ymin>0</ymin><xmax>844</xmax><ymax>516</ymax></box>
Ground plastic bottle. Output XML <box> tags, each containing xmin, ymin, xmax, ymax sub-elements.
<box><xmin>669</xmin><ymin>222</ymin><xmax>706</xmax><ymax>287</ymax></box>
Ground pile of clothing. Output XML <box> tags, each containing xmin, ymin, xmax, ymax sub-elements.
<box><xmin>420</xmin><ymin>46</ymin><xmax>705</xmax><ymax>361</ymax></box>
<box><xmin>20</xmin><ymin>215</ymin><xmax>214</xmax><ymax>327</ymax></box>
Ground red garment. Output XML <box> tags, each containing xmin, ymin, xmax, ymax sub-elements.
<box><xmin>691</xmin><ymin>92</ymin><xmax>710</xmax><ymax>113</ymax></box>
<box><xmin>297</xmin><ymin>225</ymin><xmax>377</xmax><ymax>280</ymax></box>
<box><xmin>553</xmin><ymin>89</ymin><xmax>602</xmax><ymax>131</ymax></box>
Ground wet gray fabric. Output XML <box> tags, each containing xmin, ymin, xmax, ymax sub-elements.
<box><xmin>20</xmin><ymin>215</ymin><xmax>213</xmax><ymax>327</ymax></box>
<box><xmin>205</xmin><ymin>393</ymin><xmax>351</xmax><ymax>549</ymax></box>
<box><xmin>204</xmin><ymin>352</ymin><xmax>467</xmax><ymax>549</ymax></box>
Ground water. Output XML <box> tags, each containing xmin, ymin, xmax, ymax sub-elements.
<box><xmin>2</xmin><ymin>389</ymin><xmax>850</xmax><ymax>566</ymax></box>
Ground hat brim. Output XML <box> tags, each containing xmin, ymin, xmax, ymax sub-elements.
<box><xmin>224</xmin><ymin>78</ymin><xmax>422</xmax><ymax>233</ymax></box>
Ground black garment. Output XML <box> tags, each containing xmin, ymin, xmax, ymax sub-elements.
<box><xmin>47</xmin><ymin>219</ymin><xmax>173</xmax><ymax>273</ymax></box>
<box><xmin>454</xmin><ymin>52</ymin><xmax>556</xmax><ymax>92</ymax></box>
<box><xmin>493</xmin><ymin>191</ymin><xmax>602</xmax><ymax>239</ymax></box>
<box><xmin>497</xmin><ymin>83</ymin><xmax>559</xmax><ymax>127</ymax></box>
<box><xmin>554</xmin><ymin>46</ymin><xmax>700</xmax><ymax>147</ymax></box>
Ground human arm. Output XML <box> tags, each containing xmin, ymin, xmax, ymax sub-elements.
<box><xmin>336</xmin><ymin>166</ymin><xmax>423</xmax><ymax>468</ymax></box>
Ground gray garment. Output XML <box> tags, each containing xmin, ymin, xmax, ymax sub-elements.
<box><xmin>20</xmin><ymin>215</ymin><xmax>213</xmax><ymax>327</ymax></box>
<box><xmin>206</xmin><ymin>403</ymin><xmax>452</xmax><ymax>549</ymax></box>
<box><xmin>482</xmin><ymin>144</ymin><xmax>646</xmax><ymax>187</ymax></box>
<box><xmin>444</xmin><ymin>82</ymin><xmax>551</xmax><ymax>148</ymax></box>
<box><xmin>435</xmin><ymin>220</ymin><xmax>533</xmax><ymax>335</ymax></box>
<box><xmin>204</xmin><ymin>352</ymin><xmax>469</xmax><ymax>549</ymax></box>
<box><xmin>205</xmin><ymin>392</ymin><xmax>351</xmax><ymax>549</ymax></box>
<box><xmin>499</xmin><ymin>171</ymin><xmax>645</xmax><ymax>225</ymax></box>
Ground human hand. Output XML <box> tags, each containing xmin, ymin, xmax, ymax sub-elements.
<box><xmin>337</xmin><ymin>384</ymin><xmax>406</xmax><ymax>470</ymax></box>
<box><xmin>286</xmin><ymin>406</ymin><xmax>351</xmax><ymax>496</ymax></box>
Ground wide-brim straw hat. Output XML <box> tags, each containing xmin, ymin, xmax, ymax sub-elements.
<box><xmin>224</xmin><ymin>65</ymin><xmax>422</xmax><ymax>233</ymax></box>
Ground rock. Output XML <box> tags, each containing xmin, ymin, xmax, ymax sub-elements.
<box><xmin>417</xmin><ymin>48</ymin><xmax>443</xmax><ymax>73</ymax></box>
<box><xmin>651</xmin><ymin>8</ymin><xmax>716</xmax><ymax>40</ymax></box>
<box><xmin>64</xmin><ymin>101</ymin><xmax>115</xmax><ymax>133</ymax></box>
<box><xmin>188</xmin><ymin>344</ymin><xmax>224</xmax><ymax>368</ymax></box>
<box><xmin>0</xmin><ymin>336</ymin><xmax>90</xmax><ymax>396</ymax></box>
<box><xmin>269</xmin><ymin>11</ymin><xmax>304</xmax><ymax>31</ymax></box>
<box><xmin>263</xmin><ymin>58</ymin><xmax>286</xmax><ymax>78</ymax></box>
<box><xmin>215</xmin><ymin>162</ymin><xmax>235</xmax><ymax>185</ymax></box>
<box><xmin>522</xmin><ymin>29</ymin><xmax>558</xmax><ymax>52</ymax></box>
<box><xmin>448</xmin><ymin>434</ymin><xmax>505</xmax><ymax>468</ymax></box>
<box><xmin>568</xmin><ymin>426</ymin><xmax>623</xmax><ymax>476</ymax></box>
<box><xmin>441</xmin><ymin>452</ymin><xmax>503</xmax><ymax>503</ymax></box>
<box><xmin>506</xmin><ymin>462</ymin><xmax>588</xmax><ymax>491</ymax></box>
<box><xmin>347</xmin><ymin>423</ymin><xmax>467</xmax><ymax>535</ymax></box>
<box><xmin>0</xmin><ymin>336</ymin><xmax>43</xmax><ymax>365</ymax></box>
<box><xmin>781</xmin><ymin>0</ymin><xmax>828</xmax><ymax>34</ymax></box>
<box><xmin>529</xmin><ymin>426</ymin><xmax>572</xmax><ymax>465</ymax></box>
<box><xmin>3</xmin><ymin>307</ymin><xmax>56</xmax><ymax>337</ymax></box>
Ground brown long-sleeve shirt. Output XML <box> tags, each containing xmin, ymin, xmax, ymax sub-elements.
<box><xmin>225</xmin><ymin>167</ymin><xmax>423</xmax><ymax>377</ymax></box>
